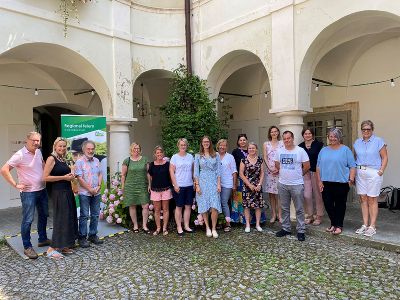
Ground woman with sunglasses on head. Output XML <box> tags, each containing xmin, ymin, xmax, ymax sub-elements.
<box><xmin>354</xmin><ymin>120</ymin><xmax>388</xmax><ymax>237</ymax></box>
<box><xmin>194</xmin><ymin>136</ymin><xmax>222</xmax><ymax>238</ymax></box>
<box><xmin>317</xmin><ymin>128</ymin><xmax>356</xmax><ymax>235</ymax></box>
<box><xmin>43</xmin><ymin>137</ymin><xmax>78</xmax><ymax>259</ymax></box>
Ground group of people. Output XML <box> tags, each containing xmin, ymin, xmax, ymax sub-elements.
<box><xmin>120</xmin><ymin>119</ymin><xmax>387</xmax><ymax>242</ymax></box>
<box><xmin>1</xmin><ymin>133</ymin><xmax>103</xmax><ymax>259</ymax></box>
<box><xmin>1</xmin><ymin>119</ymin><xmax>387</xmax><ymax>258</ymax></box>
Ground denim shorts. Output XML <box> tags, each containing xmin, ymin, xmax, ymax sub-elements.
<box><xmin>173</xmin><ymin>186</ymin><xmax>194</xmax><ymax>207</ymax></box>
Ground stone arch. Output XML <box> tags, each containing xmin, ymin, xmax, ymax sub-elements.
<box><xmin>298</xmin><ymin>10</ymin><xmax>400</xmax><ymax>110</ymax></box>
<box><xmin>207</xmin><ymin>50</ymin><xmax>270</xmax><ymax>99</ymax></box>
<box><xmin>0</xmin><ymin>42</ymin><xmax>112</xmax><ymax>115</ymax></box>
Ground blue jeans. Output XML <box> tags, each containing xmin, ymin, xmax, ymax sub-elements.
<box><xmin>20</xmin><ymin>189</ymin><xmax>49</xmax><ymax>249</ymax></box>
<box><xmin>79</xmin><ymin>194</ymin><xmax>101</xmax><ymax>238</ymax></box>
<box><xmin>220</xmin><ymin>187</ymin><xmax>232</xmax><ymax>219</ymax></box>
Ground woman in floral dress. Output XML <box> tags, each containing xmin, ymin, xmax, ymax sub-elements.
<box><xmin>240</xmin><ymin>142</ymin><xmax>265</xmax><ymax>232</ymax></box>
<box><xmin>231</xmin><ymin>134</ymin><xmax>249</xmax><ymax>223</ymax></box>
<box><xmin>194</xmin><ymin>136</ymin><xmax>222</xmax><ymax>238</ymax></box>
<box><xmin>263</xmin><ymin>126</ymin><xmax>284</xmax><ymax>223</ymax></box>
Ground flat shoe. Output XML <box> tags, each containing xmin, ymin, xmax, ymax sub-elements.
<box><xmin>312</xmin><ymin>218</ymin><xmax>322</xmax><ymax>226</ymax></box>
<box><xmin>143</xmin><ymin>229</ymin><xmax>151</xmax><ymax>234</ymax></box>
<box><xmin>206</xmin><ymin>229</ymin><xmax>212</xmax><ymax>237</ymax></box>
<box><xmin>325</xmin><ymin>226</ymin><xmax>335</xmax><ymax>232</ymax></box>
<box><xmin>153</xmin><ymin>230</ymin><xmax>161</xmax><ymax>236</ymax></box>
<box><xmin>177</xmin><ymin>231</ymin><xmax>184</xmax><ymax>237</ymax></box>
<box><xmin>256</xmin><ymin>226</ymin><xmax>263</xmax><ymax>232</ymax></box>
<box><xmin>269</xmin><ymin>217</ymin><xmax>276</xmax><ymax>224</ymax></box>
<box><xmin>212</xmin><ymin>230</ymin><xmax>218</xmax><ymax>238</ymax></box>
<box><xmin>163</xmin><ymin>230</ymin><xmax>169</xmax><ymax>236</ymax></box>
<box><xmin>61</xmin><ymin>248</ymin><xmax>74</xmax><ymax>254</ymax></box>
<box><xmin>332</xmin><ymin>227</ymin><xmax>342</xmax><ymax>235</ymax></box>
<box><xmin>47</xmin><ymin>250</ymin><xmax>64</xmax><ymax>260</ymax></box>
<box><xmin>224</xmin><ymin>226</ymin><xmax>231</xmax><ymax>232</ymax></box>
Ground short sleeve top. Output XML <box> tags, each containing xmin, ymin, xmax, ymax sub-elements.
<box><xmin>353</xmin><ymin>135</ymin><xmax>386</xmax><ymax>170</ymax></box>
<box><xmin>148</xmin><ymin>161</ymin><xmax>172</xmax><ymax>191</ymax></box>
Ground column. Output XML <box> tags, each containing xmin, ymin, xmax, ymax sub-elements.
<box><xmin>108</xmin><ymin>118</ymin><xmax>137</xmax><ymax>175</ymax></box>
<box><xmin>276</xmin><ymin>110</ymin><xmax>307</xmax><ymax>221</ymax></box>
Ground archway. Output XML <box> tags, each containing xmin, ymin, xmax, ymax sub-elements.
<box><xmin>207</xmin><ymin>50</ymin><xmax>274</xmax><ymax>150</ymax></box>
<box><xmin>131</xmin><ymin>69</ymin><xmax>174</xmax><ymax>158</ymax></box>
<box><xmin>300</xmin><ymin>10</ymin><xmax>400</xmax><ymax>186</ymax></box>
<box><xmin>0</xmin><ymin>43</ymin><xmax>106</xmax><ymax>208</ymax></box>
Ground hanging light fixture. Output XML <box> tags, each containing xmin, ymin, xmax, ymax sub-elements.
<box><xmin>137</xmin><ymin>83</ymin><xmax>147</xmax><ymax>117</ymax></box>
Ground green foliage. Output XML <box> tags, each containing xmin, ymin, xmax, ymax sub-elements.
<box><xmin>160</xmin><ymin>65</ymin><xmax>227</xmax><ymax>157</ymax></box>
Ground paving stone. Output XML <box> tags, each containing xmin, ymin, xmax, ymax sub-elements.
<box><xmin>0</xmin><ymin>227</ymin><xmax>399</xmax><ymax>299</ymax></box>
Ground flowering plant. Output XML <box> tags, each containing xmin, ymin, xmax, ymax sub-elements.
<box><xmin>100</xmin><ymin>172</ymin><xmax>130</xmax><ymax>228</ymax></box>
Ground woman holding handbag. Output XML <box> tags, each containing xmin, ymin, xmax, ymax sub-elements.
<box><xmin>121</xmin><ymin>142</ymin><xmax>150</xmax><ymax>233</ymax></box>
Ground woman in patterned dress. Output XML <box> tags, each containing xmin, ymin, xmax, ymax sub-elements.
<box><xmin>231</xmin><ymin>134</ymin><xmax>249</xmax><ymax>223</ymax></box>
<box><xmin>263</xmin><ymin>126</ymin><xmax>284</xmax><ymax>223</ymax></box>
<box><xmin>121</xmin><ymin>142</ymin><xmax>150</xmax><ymax>233</ymax></box>
<box><xmin>194</xmin><ymin>136</ymin><xmax>222</xmax><ymax>238</ymax></box>
<box><xmin>240</xmin><ymin>142</ymin><xmax>265</xmax><ymax>232</ymax></box>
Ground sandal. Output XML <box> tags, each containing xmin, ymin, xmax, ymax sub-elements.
<box><xmin>224</xmin><ymin>225</ymin><xmax>232</xmax><ymax>232</ymax></box>
<box><xmin>153</xmin><ymin>230</ymin><xmax>161</xmax><ymax>236</ymax></box>
<box><xmin>305</xmin><ymin>218</ymin><xmax>313</xmax><ymax>225</ymax></box>
<box><xmin>325</xmin><ymin>226</ymin><xmax>335</xmax><ymax>232</ymax></box>
<box><xmin>47</xmin><ymin>250</ymin><xmax>64</xmax><ymax>260</ymax></box>
<box><xmin>269</xmin><ymin>217</ymin><xmax>277</xmax><ymax>224</ymax></box>
<box><xmin>61</xmin><ymin>248</ymin><xmax>74</xmax><ymax>254</ymax></box>
<box><xmin>312</xmin><ymin>217</ymin><xmax>322</xmax><ymax>226</ymax></box>
<box><xmin>163</xmin><ymin>230</ymin><xmax>169</xmax><ymax>236</ymax></box>
<box><xmin>332</xmin><ymin>227</ymin><xmax>342</xmax><ymax>235</ymax></box>
<box><xmin>143</xmin><ymin>229</ymin><xmax>151</xmax><ymax>235</ymax></box>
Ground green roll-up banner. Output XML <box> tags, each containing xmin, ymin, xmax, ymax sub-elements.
<box><xmin>61</xmin><ymin>115</ymin><xmax>107</xmax><ymax>208</ymax></box>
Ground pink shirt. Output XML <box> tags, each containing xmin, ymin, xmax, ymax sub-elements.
<box><xmin>7</xmin><ymin>147</ymin><xmax>45</xmax><ymax>192</ymax></box>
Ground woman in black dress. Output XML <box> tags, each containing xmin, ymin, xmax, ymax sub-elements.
<box><xmin>43</xmin><ymin>137</ymin><xmax>78</xmax><ymax>259</ymax></box>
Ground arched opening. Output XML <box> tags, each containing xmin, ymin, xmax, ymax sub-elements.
<box><xmin>131</xmin><ymin>69</ymin><xmax>174</xmax><ymax>158</ymax></box>
<box><xmin>300</xmin><ymin>10</ymin><xmax>400</xmax><ymax>186</ymax></box>
<box><xmin>0</xmin><ymin>43</ymin><xmax>106</xmax><ymax>208</ymax></box>
<box><xmin>207</xmin><ymin>50</ymin><xmax>275</xmax><ymax>151</ymax></box>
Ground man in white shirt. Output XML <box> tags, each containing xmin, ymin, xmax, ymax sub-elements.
<box><xmin>274</xmin><ymin>131</ymin><xmax>310</xmax><ymax>241</ymax></box>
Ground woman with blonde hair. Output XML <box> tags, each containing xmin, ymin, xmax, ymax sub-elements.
<box><xmin>216</xmin><ymin>139</ymin><xmax>237</xmax><ymax>232</ymax></box>
<box><xmin>194</xmin><ymin>136</ymin><xmax>222</xmax><ymax>238</ymax></box>
<box><xmin>121</xmin><ymin>142</ymin><xmax>150</xmax><ymax>233</ymax></box>
<box><xmin>354</xmin><ymin>120</ymin><xmax>388</xmax><ymax>237</ymax></box>
<box><xmin>169</xmin><ymin>138</ymin><xmax>194</xmax><ymax>236</ymax></box>
<box><xmin>148</xmin><ymin>146</ymin><xmax>172</xmax><ymax>236</ymax></box>
<box><xmin>240</xmin><ymin>142</ymin><xmax>265</xmax><ymax>232</ymax></box>
<box><xmin>43</xmin><ymin>137</ymin><xmax>78</xmax><ymax>259</ymax></box>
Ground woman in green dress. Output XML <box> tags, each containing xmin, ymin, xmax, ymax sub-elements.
<box><xmin>121</xmin><ymin>142</ymin><xmax>150</xmax><ymax>233</ymax></box>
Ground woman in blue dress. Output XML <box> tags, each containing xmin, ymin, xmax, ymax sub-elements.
<box><xmin>194</xmin><ymin>136</ymin><xmax>222</xmax><ymax>238</ymax></box>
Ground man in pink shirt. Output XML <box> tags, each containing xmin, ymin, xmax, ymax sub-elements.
<box><xmin>1</xmin><ymin>132</ymin><xmax>50</xmax><ymax>259</ymax></box>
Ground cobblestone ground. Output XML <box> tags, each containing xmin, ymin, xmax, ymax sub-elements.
<box><xmin>0</xmin><ymin>227</ymin><xmax>399</xmax><ymax>300</ymax></box>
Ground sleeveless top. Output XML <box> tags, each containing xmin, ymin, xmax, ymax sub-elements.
<box><xmin>50</xmin><ymin>155</ymin><xmax>72</xmax><ymax>191</ymax></box>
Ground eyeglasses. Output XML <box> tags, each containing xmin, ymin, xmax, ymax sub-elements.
<box><xmin>361</xmin><ymin>128</ymin><xmax>372</xmax><ymax>132</ymax></box>
<box><xmin>29</xmin><ymin>139</ymin><xmax>40</xmax><ymax>142</ymax></box>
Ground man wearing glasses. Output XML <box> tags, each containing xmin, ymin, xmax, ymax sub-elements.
<box><xmin>1</xmin><ymin>131</ymin><xmax>50</xmax><ymax>259</ymax></box>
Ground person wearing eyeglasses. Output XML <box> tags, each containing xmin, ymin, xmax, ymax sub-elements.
<box><xmin>1</xmin><ymin>132</ymin><xmax>51</xmax><ymax>259</ymax></box>
<box><xmin>353</xmin><ymin>120</ymin><xmax>388</xmax><ymax>237</ymax></box>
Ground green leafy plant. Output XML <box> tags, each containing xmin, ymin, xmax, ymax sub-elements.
<box><xmin>160</xmin><ymin>64</ymin><xmax>227</xmax><ymax>157</ymax></box>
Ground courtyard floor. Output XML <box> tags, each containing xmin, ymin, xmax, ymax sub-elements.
<box><xmin>0</xmin><ymin>225</ymin><xmax>399</xmax><ymax>299</ymax></box>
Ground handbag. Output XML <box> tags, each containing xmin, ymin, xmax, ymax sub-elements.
<box><xmin>378</xmin><ymin>186</ymin><xmax>392</xmax><ymax>208</ymax></box>
<box><xmin>389</xmin><ymin>187</ymin><xmax>400</xmax><ymax>210</ymax></box>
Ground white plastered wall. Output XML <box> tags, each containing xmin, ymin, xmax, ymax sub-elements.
<box><xmin>311</xmin><ymin>37</ymin><xmax>400</xmax><ymax>187</ymax></box>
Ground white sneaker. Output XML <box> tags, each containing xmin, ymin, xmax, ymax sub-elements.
<box><xmin>256</xmin><ymin>226</ymin><xmax>263</xmax><ymax>232</ymax></box>
<box><xmin>206</xmin><ymin>228</ymin><xmax>212</xmax><ymax>237</ymax></box>
<box><xmin>212</xmin><ymin>230</ymin><xmax>218</xmax><ymax>238</ymax></box>
<box><xmin>364</xmin><ymin>226</ymin><xmax>376</xmax><ymax>237</ymax></box>
<box><xmin>244</xmin><ymin>227</ymin><xmax>251</xmax><ymax>233</ymax></box>
<box><xmin>355</xmin><ymin>224</ymin><xmax>367</xmax><ymax>234</ymax></box>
